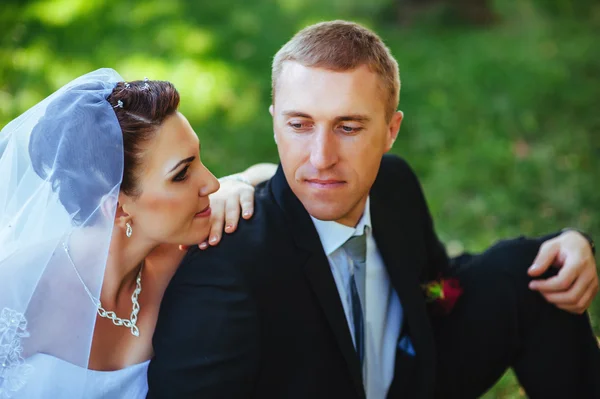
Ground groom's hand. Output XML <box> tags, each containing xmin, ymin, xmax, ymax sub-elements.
<box><xmin>528</xmin><ymin>230</ymin><xmax>598</xmax><ymax>314</ymax></box>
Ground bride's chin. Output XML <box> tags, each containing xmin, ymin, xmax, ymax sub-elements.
<box><xmin>181</xmin><ymin>228</ymin><xmax>211</xmax><ymax>246</ymax></box>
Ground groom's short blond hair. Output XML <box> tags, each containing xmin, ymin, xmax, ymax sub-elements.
<box><xmin>272</xmin><ymin>20</ymin><xmax>400</xmax><ymax>122</ymax></box>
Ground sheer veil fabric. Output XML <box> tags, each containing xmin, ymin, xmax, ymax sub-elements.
<box><xmin>0</xmin><ymin>69</ymin><xmax>125</xmax><ymax>397</ymax></box>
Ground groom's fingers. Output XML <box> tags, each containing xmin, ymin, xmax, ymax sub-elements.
<box><xmin>540</xmin><ymin>268</ymin><xmax>592</xmax><ymax>305</ymax></box>
<box><xmin>544</xmin><ymin>275</ymin><xmax>598</xmax><ymax>314</ymax></box>
<box><xmin>562</xmin><ymin>277</ymin><xmax>596</xmax><ymax>314</ymax></box>
<box><xmin>529</xmin><ymin>257</ymin><xmax>579</xmax><ymax>292</ymax></box>
<box><xmin>528</xmin><ymin>240</ymin><xmax>560</xmax><ymax>276</ymax></box>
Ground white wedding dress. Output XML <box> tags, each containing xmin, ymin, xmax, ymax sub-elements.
<box><xmin>0</xmin><ymin>69</ymin><xmax>150</xmax><ymax>399</ymax></box>
<box><xmin>11</xmin><ymin>354</ymin><xmax>149</xmax><ymax>398</ymax></box>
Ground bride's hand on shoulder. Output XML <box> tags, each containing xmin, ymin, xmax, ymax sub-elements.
<box><xmin>200</xmin><ymin>176</ymin><xmax>255</xmax><ymax>249</ymax></box>
<box><xmin>178</xmin><ymin>177</ymin><xmax>254</xmax><ymax>252</ymax></box>
<box><xmin>178</xmin><ymin>163</ymin><xmax>277</xmax><ymax>251</ymax></box>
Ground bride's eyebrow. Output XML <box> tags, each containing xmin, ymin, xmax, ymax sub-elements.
<box><xmin>168</xmin><ymin>156</ymin><xmax>195</xmax><ymax>174</ymax></box>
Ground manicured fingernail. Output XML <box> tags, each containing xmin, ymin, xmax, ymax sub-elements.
<box><xmin>226</xmin><ymin>224</ymin><xmax>233</xmax><ymax>230</ymax></box>
<box><xmin>209</xmin><ymin>235</ymin><xmax>218</xmax><ymax>244</ymax></box>
<box><xmin>529</xmin><ymin>264</ymin><xmax>538</xmax><ymax>272</ymax></box>
<box><xmin>199</xmin><ymin>242</ymin><xmax>208</xmax><ymax>250</ymax></box>
<box><xmin>243</xmin><ymin>210</ymin><xmax>251</xmax><ymax>217</ymax></box>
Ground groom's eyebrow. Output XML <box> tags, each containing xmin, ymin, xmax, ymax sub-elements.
<box><xmin>334</xmin><ymin>115</ymin><xmax>371</xmax><ymax>123</ymax></box>
<box><xmin>282</xmin><ymin>110</ymin><xmax>312</xmax><ymax>119</ymax></box>
<box><xmin>282</xmin><ymin>110</ymin><xmax>371</xmax><ymax>123</ymax></box>
<box><xmin>168</xmin><ymin>156</ymin><xmax>195</xmax><ymax>173</ymax></box>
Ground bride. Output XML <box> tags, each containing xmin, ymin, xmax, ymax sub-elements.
<box><xmin>0</xmin><ymin>68</ymin><xmax>276</xmax><ymax>398</ymax></box>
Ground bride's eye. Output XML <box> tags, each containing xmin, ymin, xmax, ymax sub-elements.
<box><xmin>173</xmin><ymin>165</ymin><xmax>190</xmax><ymax>182</ymax></box>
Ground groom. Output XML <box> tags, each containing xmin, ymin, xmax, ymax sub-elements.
<box><xmin>148</xmin><ymin>21</ymin><xmax>599</xmax><ymax>398</ymax></box>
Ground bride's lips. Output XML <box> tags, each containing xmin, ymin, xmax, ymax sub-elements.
<box><xmin>194</xmin><ymin>205</ymin><xmax>211</xmax><ymax>218</ymax></box>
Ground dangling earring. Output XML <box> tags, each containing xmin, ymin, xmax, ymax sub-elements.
<box><xmin>126</xmin><ymin>222</ymin><xmax>133</xmax><ymax>238</ymax></box>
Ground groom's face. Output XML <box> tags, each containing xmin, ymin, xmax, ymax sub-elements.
<box><xmin>271</xmin><ymin>62</ymin><xmax>402</xmax><ymax>227</ymax></box>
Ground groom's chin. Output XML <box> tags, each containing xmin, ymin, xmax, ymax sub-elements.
<box><xmin>303</xmin><ymin>202</ymin><xmax>348</xmax><ymax>223</ymax></box>
<box><xmin>301</xmin><ymin>194</ymin><xmax>368</xmax><ymax>227</ymax></box>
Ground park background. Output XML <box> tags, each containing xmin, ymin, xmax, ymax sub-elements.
<box><xmin>1</xmin><ymin>0</ymin><xmax>598</xmax><ymax>397</ymax></box>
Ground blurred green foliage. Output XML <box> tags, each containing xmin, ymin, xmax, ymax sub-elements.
<box><xmin>1</xmin><ymin>0</ymin><xmax>598</xmax><ymax>397</ymax></box>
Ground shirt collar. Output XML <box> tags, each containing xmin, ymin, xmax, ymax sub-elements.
<box><xmin>310</xmin><ymin>197</ymin><xmax>372</xmax><ymax>256</ymax></box>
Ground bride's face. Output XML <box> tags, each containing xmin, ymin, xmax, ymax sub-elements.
<box><xmin>119</xmin><ymin>112</ymin><xmax>220</xmax><ymax>246</ymax></box>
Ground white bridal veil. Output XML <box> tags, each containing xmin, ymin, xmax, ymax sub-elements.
<box><xmin>0</xmin><ymin>69</ymin><xmax>125</xmax><ymax>397</ymax></box>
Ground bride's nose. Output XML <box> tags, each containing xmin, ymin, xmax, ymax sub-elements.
<box><xmin>197</xmin><ymin>164</ymin><xmax>220</xmax><ymax>197</ymax></box>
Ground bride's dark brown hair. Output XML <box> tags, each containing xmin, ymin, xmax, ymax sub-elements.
<box><xmin>29</xmin><ymin>78</ymin><xmax>180</xmax><ymax>224</ymax></box>
<box><xmin>107</xmin><ymin>80</ymin><xmax>180</xmax><ymax>197</ymax></box>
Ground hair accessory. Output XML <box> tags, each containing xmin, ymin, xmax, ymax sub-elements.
<box><xmin>113</xmin><ymin>99</ymin><xmax>124</xmax><ymax>109</ymax></box>
<box><xmin>124</xmin><ymin>82</ymin><xmax>131</xmax><ymax>89</ymax></box>
<box><xmin>143</xmin><ymin>77</ymin><xmax>149</xmax><ymax>82</ymax></box>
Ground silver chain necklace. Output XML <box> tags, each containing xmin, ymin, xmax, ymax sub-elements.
<box><xmin>62</xmin><ymin>241</ymin><xmax>143</xmax><ymax>337</ymax></box>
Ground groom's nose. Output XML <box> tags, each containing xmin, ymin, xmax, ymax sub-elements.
<box><xmin>309</xmin><ymin>129</ymin><xmax>338</xmax><ymax>170</ymax></box>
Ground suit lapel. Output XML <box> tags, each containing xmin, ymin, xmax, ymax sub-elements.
<box><xmin>270</xmin><ymin>167</ymin><xmax>365</xmax><ymax>397</ymax></box>
<box><xmin>269</xmin><ymin>161</ymin><xmax>436</xmax><ymax>397</ymax></box>
<box><xmin>303</xmin><ymin>253</ymin><xmax>365</xmax><ymax>396</ymax></box>
<box><xmin>370</xmin><ymin>184</ymin><xmax>436</xmax><ymax>397</ymax></box>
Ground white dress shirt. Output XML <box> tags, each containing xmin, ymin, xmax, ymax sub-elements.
<box><xmin>310</xmin><ymin>197</ymin><xmax>403</xmax><ymax>399</ymax></box>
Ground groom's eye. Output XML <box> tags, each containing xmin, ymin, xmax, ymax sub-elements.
<box><xmin>173</xmin><ymin>165</ymin><xmax>190</xmax><ymax>182</ymax></box>
<box><xmin>338</xmin><ymin>124</ymin><xmax>363</xmax><ymax>134</ymax></box>
<box><xmin>288</xmin><ymin>121</ymin><xmax>312</xmax><ymax>131</ymax></box>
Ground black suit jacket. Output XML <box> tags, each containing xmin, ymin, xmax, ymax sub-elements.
<box><xmin>148</xmin><ymin>155</ymin><xmax>451</xmax><ymax>398</ymax></box>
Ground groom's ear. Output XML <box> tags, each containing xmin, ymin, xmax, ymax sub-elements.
<box><xmin>385</xmin><ymin>110</ymin><xmax>403</xmax><ymax>152</ymax></box>
<box><xmin>269</xmin><ymin>105</ymin><xmax>278</xmax><ymax>144</ymax></box>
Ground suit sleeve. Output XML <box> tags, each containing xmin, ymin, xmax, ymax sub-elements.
<box><xmin>398</xmin><ymin>158</ymin><xmax>564</xmax><ymax>277</ymax></box>
<box><xmin>383</xmin><ymin>157</ymin><xmax>581</xmax><ymax>280</ymax></box>
<box><xmin>147</xmin><ymin>249</ymin><xmax>259</xmax><ymax>399</ymax></box>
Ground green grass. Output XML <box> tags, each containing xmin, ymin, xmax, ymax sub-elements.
<box><xmin>1</xmin><ymin>0</ymin><xmax>598</xmax><ymax>396</ymax></box>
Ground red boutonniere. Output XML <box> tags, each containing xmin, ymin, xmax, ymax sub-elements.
<box><xmin>422</xmin><ymin>277</ymin><xmax>464</xmax><ymax>315</ymax></box>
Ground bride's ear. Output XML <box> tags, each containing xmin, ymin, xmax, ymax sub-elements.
<box><xmin>99</xmin><ymin>193</ymin><xmax>119</xmax><ymax>221</ymax></box>
<box><xmin>114</xmin><ymin>193</ymin><xmax>133</xmax><ymax>230</ymax></box>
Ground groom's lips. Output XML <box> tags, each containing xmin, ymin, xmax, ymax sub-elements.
<box><xmin>194</xmin><ymin>205</ymin><xmax>211</xmax><ymax>218</ymax></box>
<box><xmin>305</xmin><ymin>179</ymin><xmax>346</xmax><ymax>189</ymax></box>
